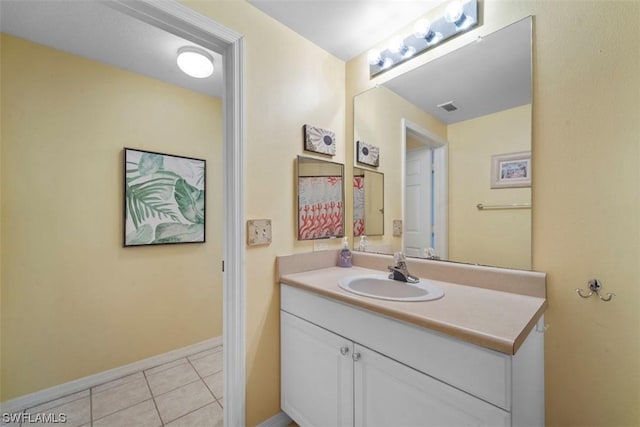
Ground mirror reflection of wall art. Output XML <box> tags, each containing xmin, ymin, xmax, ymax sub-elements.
<box><xmin>491</xmin><ymin>151</ymin><xmax>531</xmax><ymax>189</ymax></box>
<box><xmin>124</xmin><ymin>148</ymin><xmax>205</xmax><ymax>246</ymax></box>
<box><xmin>357</xmin><ymin>141</ymin><xmax>380</xmax><ymax>167</ymax></box>
<box><xmin>304</xmin><ymin>124</ymin><xmax>336</xmax><ymax>156</ymax></box>
<box><xmin>353</xmin><ymin>173</ymin><xmax>365</xmax><ymax>236</ymax></box>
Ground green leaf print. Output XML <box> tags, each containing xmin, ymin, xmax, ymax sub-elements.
<box><xmin>174</xmin><ymin>178</ymin><xmax>205</xmax><ymax>224</ymax></box>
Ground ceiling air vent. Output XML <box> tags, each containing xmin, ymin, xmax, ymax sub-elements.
<box><xmin>437</xmin><ymin>101</ymin><xmax>458</xmax><ymax>112</ymax></box>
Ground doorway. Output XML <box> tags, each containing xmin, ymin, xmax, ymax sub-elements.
<box><xmin>402</xmin><ymin>119</ymin><xmax>448</xmax><ymax>261</ymax></box>
<box><xmin>110</xmin><ymin>3</ymin><xmax>246</xmax><ymax>426</ymax></box>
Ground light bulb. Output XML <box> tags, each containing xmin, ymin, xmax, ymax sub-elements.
<box><xmin>177</xmin><ymin>47</ymin><xmax>214</xmax><ymax>78</ymax></box>
<box><xmin>367</xmin><ymin>49</ymin><xmax>382</xmax><ymax>66</ymax></box>
<box><xmin>445</xmin><ymin>0</ymin><xmax>473</xmax><ymax>29</ymax></box>
<box><xmin>414</xmin><ymin>19</ymin><xmax>441</xmax><ymax>44</ymax></box>
<box><xmin>413</xmin><ymin>19</ymin><xmax>432</xmax><ymax>39</ymax></box>
<box><xmin>387</xmin><ymin>36</ymin><xmax>415</xmax><ymax>59</ymax></box>
<box><xmin>381</xmin><ymin>57</ymin><xmax>394</xmax><ymax>69</ymax></box>
<box><xmin>445</xmin><ymin>1</ymin><xmax>464</xmax><ymax>23</ymax></box>
<box><xmin>388</xmin><ymin>36</ymin><xmax>405</xmax><ymax>54</ymax></box>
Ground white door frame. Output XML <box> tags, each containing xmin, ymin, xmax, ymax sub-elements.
<box><xmin>401</xmin><ymin>119</ymin><xmax>448</xmax><ymax>260</ymax></box>
<box><xmin>108</xmin><ymin>2</ymin><xmax>245</xmax><ymax>425</ymax></box>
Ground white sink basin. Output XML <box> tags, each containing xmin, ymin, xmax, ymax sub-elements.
<box><xmin>338</xmin><ymin>274</ymin><xmax>444</xmax><ymax>302</ymax></box>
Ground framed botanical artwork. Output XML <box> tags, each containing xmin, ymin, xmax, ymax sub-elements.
<box><xmin>304</xmin><ymin>124</ymin><xmax>336</xmax><ymax>156</ymax></box>
<box><xmin>357</xmin><ymin>140</ymin><xmax>380</xmax><ymax>167</ymax></box>
<box><xmin>124</xmin><ymin>148</ymin><xmax>205</xmax><ymax>246</ymax></box>
<box><xmin>491</xmin><ymin>151</ymin><xmax>531</xmax><ymax>189</ymax></box>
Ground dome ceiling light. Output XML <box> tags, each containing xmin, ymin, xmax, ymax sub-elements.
<box><xmin>177</xmin><ymin>46</ymin><xmax>214</xmax><ymax>79</ymax></box>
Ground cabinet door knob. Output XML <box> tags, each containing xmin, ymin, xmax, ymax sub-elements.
<box><xmin>352</xmin><ymin>352</ymin><xmax>361</xmax><ymax>361</ymax></box>
<box><xmin>340</xmin><ymin>346</ymin><xmax>350</xmax><ymax>355</ymax></box>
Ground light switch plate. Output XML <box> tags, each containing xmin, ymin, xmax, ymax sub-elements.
<box><xmin>247</xmin><ymin>219</ymin><xmax>272</xmax><ymax>246</ymax></box>
<box><xmin>393</xmin><ymin>220</ymin><xmax>403</xmax><ymax>237</ymax></box>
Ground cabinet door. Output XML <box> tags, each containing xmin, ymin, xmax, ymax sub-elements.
<box><xmin>281</xmin><ymin>311</ymin><xmax>353</xmax><ymax>427</ymax></box>
<box><xmin>353</xmin><ymin>344</ymin><xmax>510</xmax><ymax>427</ymax></box>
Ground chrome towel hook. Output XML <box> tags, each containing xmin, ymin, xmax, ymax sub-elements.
<box><xmin>576</xmin><ymin>279</ymin><xmax>615</xmax><ymax>302</ymax></box>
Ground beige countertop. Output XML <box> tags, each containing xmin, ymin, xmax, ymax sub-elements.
<box><xmin>279</xmin><ymin>263</ymin><xmax>547</xmax><ymax>355</ymax></box>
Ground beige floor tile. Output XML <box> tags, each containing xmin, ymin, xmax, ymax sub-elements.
<box><xmin>26</xmin><ymin>390</ymin><xmax>89</xmax><ymax>414</ymax></box>
<box><xmin>164</xmin><ymin>402</ymin><xmax>223</xmax><ymax>427</ymax></box>
<box><xmin>144</xmin><ymin>358</ymin><xmax>188</xmax><ymax>376</ymax></box>
<box><xmin>93</xmin><ymin>399</ymin><xmax>161</xmax><ymax>427</ymax></box>
<box><xmin>190</xmin><ymin>351</ymin><xmax>222</xmax><ymax>377</ymax></box>
<box><xmin>187</xmin><ymin>346</ymin><xmax>222</xmax><ymax>362</ymax></box>
<box><xmin>92</xmin><ymin>377</ymin><xmax>151</xmax><ymax>420</ymax></box>
<box><xmin>92</xmin><ymin>372</ymin><xmax>144</xmax><ymax>394</ymax></box>
<box><xmin>218</xmin><ymin>398</ymin><xmax>223</xmax><ymax>408</ymax></box>
<box><xmin>146</xmin><ymin>362</ymin><xmax>199</xmax><ymax>396</ymax></box>
<box><xmin>203</xmin><ymin>371</ymin><xmax>223</xmax><ymax>399</ymax></box>
<box><xmin>154</xmin><ymin>381</ymin><xmax>214</xmax><ymax>424</ymax></box>
<box><xmin>26</xmin><ymin>396</ymin><xmax>90</xmax><ymax>427</ymax></box>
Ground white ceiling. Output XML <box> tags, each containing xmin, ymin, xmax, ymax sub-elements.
<box><xmin>0</xmin><ymin>1</ymin><xmax>223</xmax><ymax>98</ymax></box>
<box><xmin>248</xmin><ymin>0</ymin><xmax>447</xmax><ymax>61</ymax></box>
<box><xmin>1</xmin><ymin>1</ymin><xmax>531</xmax><ymax>123</ymax></box>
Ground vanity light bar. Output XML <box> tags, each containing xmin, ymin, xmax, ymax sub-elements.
<box><xmin>368</xmin><ymin>0</ymin><xmax>478</xmax><ymax>77</ymax></box>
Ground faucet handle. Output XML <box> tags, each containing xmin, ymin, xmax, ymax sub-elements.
<box><xmin>393</xmin><ymin>252</ymin><xmax>406</xmax><ymax>265</ymax></box>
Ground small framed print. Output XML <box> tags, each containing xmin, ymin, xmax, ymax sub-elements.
<box><xmin>304</xmin><ymin>124</ymin><xmax>336</xmax><ymax>156</ymax></box>
<box><xmin>491</xmin><ymin>151</ymin><xmax>531</xmax><ymax>189</ymax></box>
<box><xmin>357</xmin><ymin>141</ymin><xmax>380</xmax><ymax>167</ymax></box>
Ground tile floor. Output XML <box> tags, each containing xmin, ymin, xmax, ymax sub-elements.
<box><xmin>2</xmin><ymin>346</ymin><xmax>223</xmax><ymax>427</ymax></box>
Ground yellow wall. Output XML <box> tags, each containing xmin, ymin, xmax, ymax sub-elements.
<box><xmin>448</xmin><ymin>104</ymin><xmax>532</xmax><ymax>270</ymax></box>
<box><xmin>347</xmin><ymin>2</ymin><xmax>640</xmax><ymax>426</ymax></box>
<box><xmin>353</xmin><ymin>86</ymin><xmax>446</xmax><ymax>252</ymax></box>
<box><xmin>180</xmin><ymin>2</ymin><xmax>346</xmax><ymax>424</ymax></box>
<box><xmin>0</xmin><ymin>35</ymin><xmax>223</xmax><ymax>400</ymax></box>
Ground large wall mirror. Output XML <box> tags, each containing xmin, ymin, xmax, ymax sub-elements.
<box><xmin>353</xmin><ymin>17</ymin><xmax>532</xmax><ymax>270</ymax></box>
<box><xmin>297</xmin><ymin>155</ymin><xmax>345</xmax><ymax>240</ymax></box>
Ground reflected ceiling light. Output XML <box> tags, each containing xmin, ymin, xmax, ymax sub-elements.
<box><xmin>445</xmin><ymin>0</ymin><xmax>474</xmax><ymax>30</ymax></box>
<box><xmin>177</xmin><ymin>46</ymin><xmax>214</xmax><ymax>78</ymax></box>
<box><xmin>413</xmin><ymin>20</ymin><xmax>443</xmax><ymax>45</ymax></box>
<box><xmin>388</xmin><ymin>36</ymin><xmax>416</xmax><ymax>59</ymax></box>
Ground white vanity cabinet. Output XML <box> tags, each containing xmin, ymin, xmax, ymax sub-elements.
<box><xmin>280</xmin><ymin>284</ymin><xmax>544</xmax><ymax>427</ymax></box>
<box><xmin>281</xmin><ymin>311</ymin><xmax>353</xmax><ymax>427</ymax></box>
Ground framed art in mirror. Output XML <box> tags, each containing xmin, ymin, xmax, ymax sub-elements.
<box><xmin>357</xmin><ymin>140</ymin><xmax>380</xmax><ymax>167</ymax></box>
<box><xmin>124</xmin><ymin>148</ymin><xmax>205</xmax><ymax>246</ymax></box>
<box><xmin>490</xmin><ymin>151</ymin><xmax>531</xmax><ymax>189</ymax></box>
<box><xmin>353</xmin><ymin>167</ymin><xmax>384</xmax><ymax>237</ymax></box>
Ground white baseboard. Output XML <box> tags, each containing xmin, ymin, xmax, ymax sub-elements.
<box><xmin>257</xmin><ymin>411</ymin><xmax>293</xmax><ymax>427</ymax></box>
<box><xmin>0</xmin><ymin>336</ymin><xmax>222</xmax><ymax>415</ymax></box>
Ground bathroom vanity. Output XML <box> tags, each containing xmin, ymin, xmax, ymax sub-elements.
<box><xmin>278</xmin><ymin>251</ymin><xmax>546</xmax><ymax>427</ymax></box>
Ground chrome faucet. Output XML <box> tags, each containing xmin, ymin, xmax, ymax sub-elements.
<box><xmin>388</xmin><ymin>252</ymin><xmax>420</xmax><ymax>284</ymax></box>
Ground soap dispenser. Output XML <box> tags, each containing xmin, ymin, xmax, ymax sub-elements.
<box><xmin>338</xmin><ymin>236</ymin><xmax>353</xmax><ymax>268</ymax></box>
<box><xmin>358</xmin><ymin>235</ymin><xmax>368</xmax><ymax>252</ymax></box>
